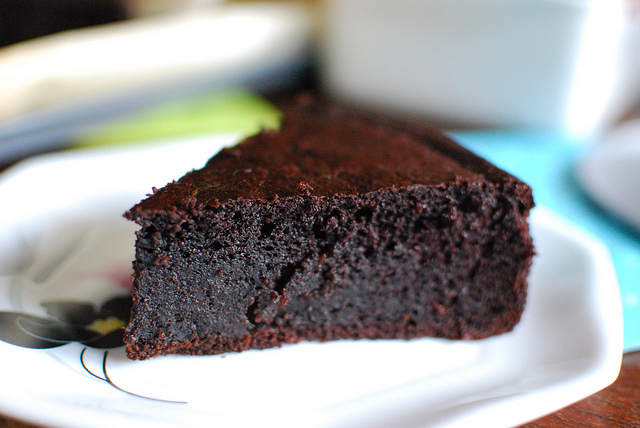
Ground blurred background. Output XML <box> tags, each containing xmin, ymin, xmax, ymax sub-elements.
<box><xmin>0</xmin><ymin>0</ymin><xmax>638</xmax><ymax>350</ymax></box>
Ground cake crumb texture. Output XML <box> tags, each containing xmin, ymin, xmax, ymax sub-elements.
<box><xmin>124</xmin><ymin>96</ymin><xmax>535</xmax><ymax>360</ymax></box>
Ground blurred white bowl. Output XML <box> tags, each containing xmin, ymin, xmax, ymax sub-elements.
<box><xmin>319</xmin><ymin>0</ymin><xmax>640</xmax><ymax>136</ymax></box>
<box><xmin>576</xmin><ymin>118</ymin><xmax>640</xmax><ymax>231</ymax></box>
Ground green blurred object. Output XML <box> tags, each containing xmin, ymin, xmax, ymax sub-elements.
<box><xmin>73</xmin><ymin>89</ymin><xmax>281</xmax><ymax>148</ymax></box>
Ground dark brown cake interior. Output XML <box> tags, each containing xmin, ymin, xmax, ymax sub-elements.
<box><xmin>125</xmin><ymin>96</ymin><xmax>534</xmax><ymax>360</ymax></box>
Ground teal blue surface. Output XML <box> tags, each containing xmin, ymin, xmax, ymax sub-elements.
<box><xmin>450</xmin><ymin>130</ymin><xmax>640</xmax><ymax>352</ymax></box>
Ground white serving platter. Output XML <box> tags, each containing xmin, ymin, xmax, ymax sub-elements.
<box><xmin>0</xmin><ymin>138</ymin><xmax>623</xmax><ymax>428</ymax></box>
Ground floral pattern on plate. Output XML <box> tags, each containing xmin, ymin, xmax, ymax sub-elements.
<box><xmin>0</xmin><ymin>217</ymin><xmax>182</xmax><ymax>402</ymax></box>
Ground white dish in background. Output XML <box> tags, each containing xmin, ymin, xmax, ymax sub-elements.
<box><xmin>576</xmin><ymin>118</ymin><xmax>640</xmax><ymax>232</ymax></box>
<box><xmin>0</xmin><ymin>140</ymin><xmax>623</xmax><ymax>428</ymax></box>
<box><xmin>0</xmin><ymin>2</ymin><xmax>311</xmax><ymax>163</ymax></box>
<box><xmin>320</xmin><ymin>0</ymin><xmax>640</xmax><ymax>137</ymax></box>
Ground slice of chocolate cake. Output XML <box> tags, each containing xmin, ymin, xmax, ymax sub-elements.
<box><xmin>124</xmin><ymin>95</ymin><xmax>535</xmax><ymax>360</ymax></box>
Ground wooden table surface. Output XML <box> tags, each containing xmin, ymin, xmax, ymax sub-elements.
<box><xmin>1</xmin><ymin>350</ymin><xmax>638</xmax><ymax>427</ymax></box>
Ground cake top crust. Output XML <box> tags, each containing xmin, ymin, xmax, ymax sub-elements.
<box><xmin>128</xmin><ymin>95</ymin><xmax>529</xmax><ymax>217</ymax></box>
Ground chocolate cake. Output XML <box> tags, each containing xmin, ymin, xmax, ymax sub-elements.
<box><xmin>124</xmin><ymin>95</ymin><xmax>535</xmax><ymax>360</ymax></box>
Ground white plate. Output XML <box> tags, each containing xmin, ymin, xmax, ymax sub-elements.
<box><xmin>0</xmin><ymin>139</ymin><xmax>623</xmax><ymax>428</ymax></box>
